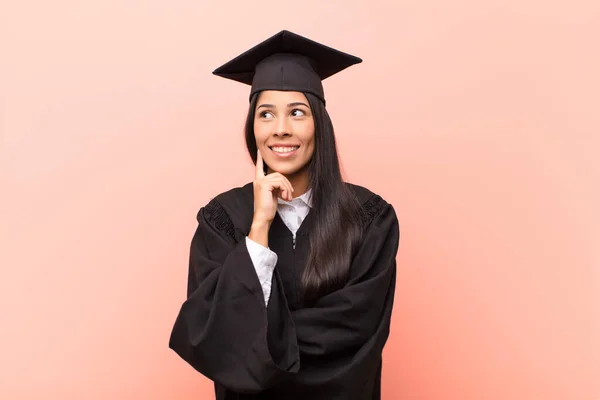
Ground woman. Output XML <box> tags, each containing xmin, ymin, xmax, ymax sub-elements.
<box><xmin>169</xmin><ymin>30</ymin><xmax>400</xmax><ymax>400</ymax></box>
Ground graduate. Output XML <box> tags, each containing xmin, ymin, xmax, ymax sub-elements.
<box><xmin>169</xmin><ymin>30</ymin><xmax>400</xmax><ymax>400</ymax></box>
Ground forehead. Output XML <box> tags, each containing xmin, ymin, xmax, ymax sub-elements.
<box><xmin>256</xmin><ymin>90</ymin><xmax>309</xmax><ymax>105</ymax></box>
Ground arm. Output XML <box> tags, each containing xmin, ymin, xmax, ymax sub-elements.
<box><xmin>169</xmin><ymin>199</ymin><xmax>299</xmax><ymax>393</ymax></box>
<box><xmin>245</xmin><ymin>236</ymin><xmax>277</xmax><ymax>305</ymax></box>
<box><xmin>284</xmin><ymin>200</ymin><xmax>399</xmax><ymax>399</ymax></box>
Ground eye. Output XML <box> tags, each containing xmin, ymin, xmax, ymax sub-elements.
<box><xmin>259</xmin><ymin>111</ymin><xmax>274</xmax><ymax>119</ymax></box>
<box><xmin>291</xmin><ymin>109</ymin><xmax>305</xmax><ymax>117</ymax></box>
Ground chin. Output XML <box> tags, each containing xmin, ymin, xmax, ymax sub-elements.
<box><xmin>270</xmin><ymin>167</ymin><xmax>300</xmax><ymax>176</ymax></box>
<box><xmin>268</xmin><ymin>162</ymin><xmax>306</xmax><ymax>177</ymax></box>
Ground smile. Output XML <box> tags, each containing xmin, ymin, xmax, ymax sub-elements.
<box><xmin>269</xmin><ymin>146</ymin><xmax>300</xmax><ymax>158</ymax></box>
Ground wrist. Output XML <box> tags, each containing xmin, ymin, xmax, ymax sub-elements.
<box><xmin>251</xmin><ymin>214</ymin><xmax>272</xmax><ymax>227</ymax></box>
<box><xmin>249</xmin><ymin>219</ymin><xmax>270</xmax><ymax>247</ymax></box>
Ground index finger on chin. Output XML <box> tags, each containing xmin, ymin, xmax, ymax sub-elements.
<box><xmin>255</xmin><ymin>149</ymin><xmax>265</xmax><ymax>180</ymax></box>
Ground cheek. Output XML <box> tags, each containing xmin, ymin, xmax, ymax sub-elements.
<box><xmin>253</xmin><ymin>124</ymin><xmax>269</xmax><ymax>145</ymax></box>
<box><xmin>304</xmin><ymin>126</ymin><xmax>316</xmax><ymax>154</ymax></box>
<box><xmin>306</xmin><ymin>141</ymin><xmax>315</xmax><ymax>158</ymax></box>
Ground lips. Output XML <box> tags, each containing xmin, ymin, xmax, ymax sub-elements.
<box><xmin>270</xmin><ymin>145</ymin><xmax>300</xmax><ymax>153</ymax></box>
<box><xmin>268</xmin><ymin>145</ymin><xmax>300</xmax><ymax>158</ymax></box>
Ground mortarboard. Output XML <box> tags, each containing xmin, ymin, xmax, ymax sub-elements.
<box><xmin>212</xmin><ymin>30</ymin><xmax>362</xmax><ymax>105</ymax></box>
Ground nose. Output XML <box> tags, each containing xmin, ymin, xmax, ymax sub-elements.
<box><xmin>274</xmin><ymin>115</ymin><xmax>291</xmax><ymax>137</ymax></box>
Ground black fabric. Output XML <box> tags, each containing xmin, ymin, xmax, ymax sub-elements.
<box><xmin>212</xmin><ymin>30</ymin><xmax>362</xmax><ymax>104</ymax></box>
<box><xmin>169</xmin><ymin>182</ymin><xmax>399</xmax><ymax>400</ymax></box>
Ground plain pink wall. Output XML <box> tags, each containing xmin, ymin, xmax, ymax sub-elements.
<box><xmin>2</xmin><ymin>0</ymin><xmax>599</xmax><ymax>399</ymax></box>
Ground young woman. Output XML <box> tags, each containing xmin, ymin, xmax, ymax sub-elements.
<box><xmin>169</xmin><ymin>30</ymin><xmax>400</xmax><ymax>400</ymax></box>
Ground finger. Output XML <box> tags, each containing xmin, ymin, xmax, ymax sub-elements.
<box><xmin>271</xmin><ymin>181</ymin><xmax>285</xmax><ymax>200</ymax></box>
<box><xmin>278</xmin><ymin>176</ymin><xmax>294</xmax><ymax>201</ymax></box>
<box><xmin>255</xmin><ymin>149</ymin><xmax>265</xmax><ymax>180</ymax></box>
<box><xmin>270</xmin><ymin>173</ymin><xmax>294</xmax><ymax>198</ymax></box>
<box><xmin>282</xmin><ymin>176</ymin><xmax>294</xmax><ymax>201</ymax></box>
<box><xmin>279</xmin><ymin>176</ymin><xmax>293</xmax><ymax>201</ymax></box>
<box><xmin>265</xmin><ymin>173</ymin><xmax>294</xmax><ymax>201</ymax></box>
<box><xmin>267</xmin><ymin>179</ymin><xmax>285</xmax><ymax>198</ymax></box>
<box><xmin>267</xmin><ymin>177</ymin><xmax>288</xmax><ymax>201</ymax></box>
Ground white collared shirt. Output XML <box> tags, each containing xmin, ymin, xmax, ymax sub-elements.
<box><xmin>245</xmin><ymin>189</ymin><xmax>313</xmax><ymax>305</ymax></box>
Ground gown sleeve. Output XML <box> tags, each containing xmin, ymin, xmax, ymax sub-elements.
<box><xmin>168</xmin><ymin>199</ymin><xmax>300</xmax><ymax>394</ymax></box>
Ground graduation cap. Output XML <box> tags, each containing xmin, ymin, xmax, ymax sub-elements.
<box><xmin>212</xmin><ymin>30</ymin><xmax>362</xmax><ymax>105</ymax></box>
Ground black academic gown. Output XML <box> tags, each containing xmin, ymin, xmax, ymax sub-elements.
<box><xmin>169</xmin><ymin>182</ymin><xmax>399</xmax><ymax>400</ymax></box>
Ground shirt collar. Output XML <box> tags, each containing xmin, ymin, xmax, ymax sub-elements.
<box><xmin>277</xmin><ymin>188</ymin><xmax>313</xmax><ymax>208</ymax></box>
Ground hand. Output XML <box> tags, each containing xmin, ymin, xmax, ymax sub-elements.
<box><xmin>252</xmin><ymin>149</ymin><xmax>294</xmax><ymax>225</ymax></box>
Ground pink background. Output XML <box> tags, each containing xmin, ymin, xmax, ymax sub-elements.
<box><xmin>2</xmin><ymin>0</ymin><xmax>599</xmax><ymax>399</ymax></box>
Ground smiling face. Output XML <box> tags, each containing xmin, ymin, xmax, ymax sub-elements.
<box><xmin>254</xmin><ymin>90</ymin><xmax>316</xmax><ymax>180</ymax></box>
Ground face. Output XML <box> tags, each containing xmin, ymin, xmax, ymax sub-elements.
<box><xmin>254</xmin><ymin>90</ymin><xmax>315</xmax><ymax>177</ymax></box>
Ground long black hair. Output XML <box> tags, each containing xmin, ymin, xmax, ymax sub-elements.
<box><xmin>245</xmin><ymin>91</ymin><xmax>364</xmax><ymax>304</ymax></box>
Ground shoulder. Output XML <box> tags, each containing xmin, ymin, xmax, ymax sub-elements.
<box><xmin>345</xmin><ymin>182</ymin><xmax>384</xmax><ymax>205</ymax></box>
<box><xmin>197</xmin><ymin>182</ymin><xmax>254</xmax><ymax>240</ymax></box>
<box><xmin>345</xmin><ymin>182</ymin><xmax>394</xmax><ymax>225</ymax></box>
<box><xmin>210</xmin><ymin>181</ymin><xmax>253</xmax><ymax>211</ymax></box>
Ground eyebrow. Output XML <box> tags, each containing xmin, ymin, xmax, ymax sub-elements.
<box><xmin>257</xmin><ymin>102</ymin><xmax>310</xmax><ymax>109</ymax></box>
